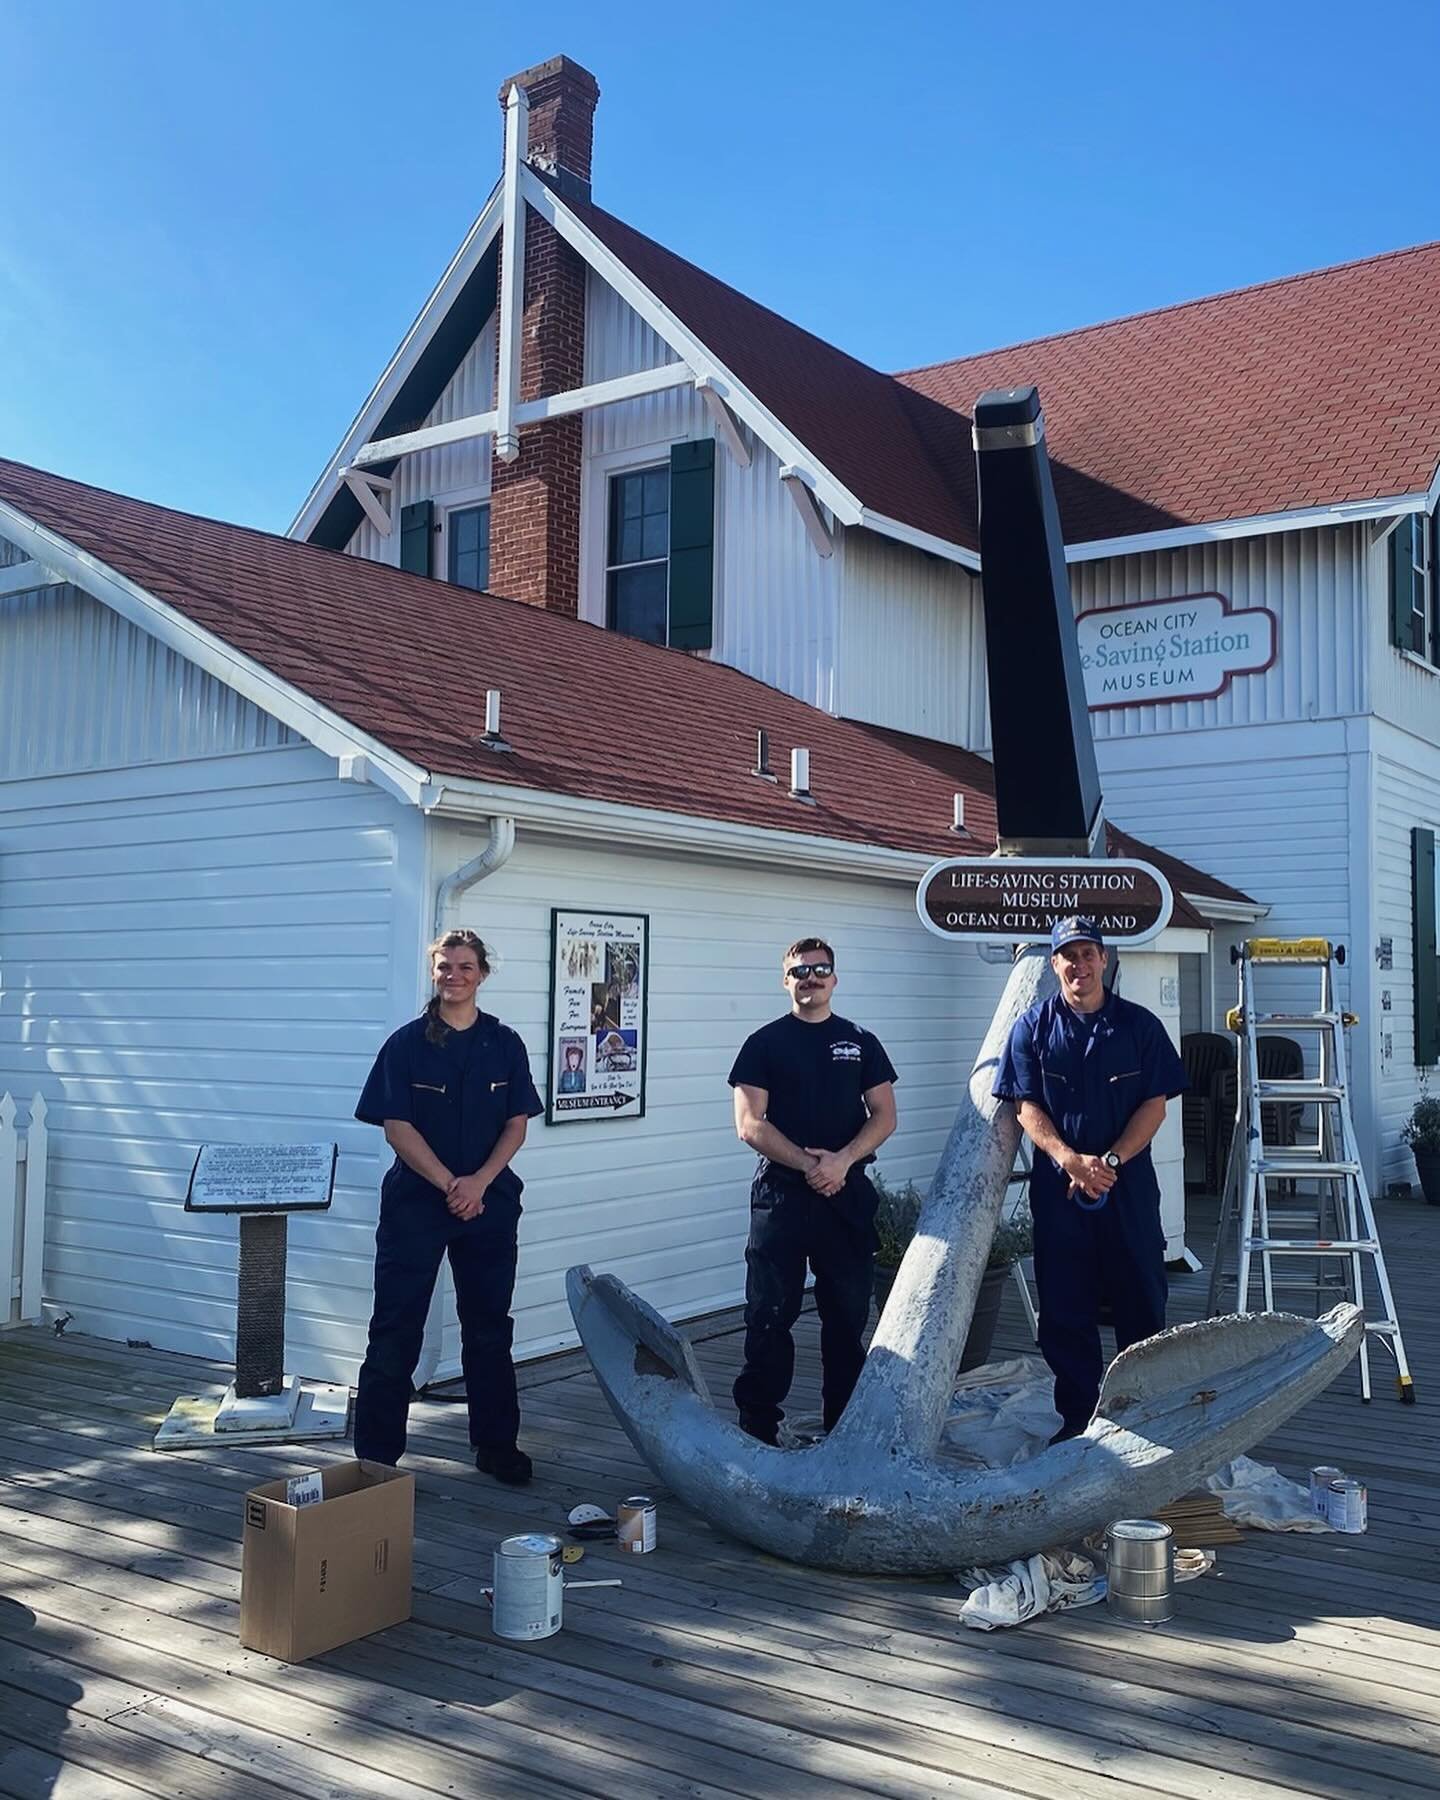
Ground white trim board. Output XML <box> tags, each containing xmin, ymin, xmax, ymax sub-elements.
<box><xmin>288</xmin><ymin>183</ymin><xmax>504</xmax><ymax>540</ymax></box>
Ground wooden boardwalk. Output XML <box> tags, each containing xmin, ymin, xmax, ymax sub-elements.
<box><xmin>0</xmin><ymin>1194</ymin><xmax>1437</xmax><ymax>1798</ymax></box>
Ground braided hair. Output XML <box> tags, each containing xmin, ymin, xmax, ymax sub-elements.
<box><xmin>424</xmin><ymin>929</ymin><xmax>492</xmax><ymax>1045</ymax></box>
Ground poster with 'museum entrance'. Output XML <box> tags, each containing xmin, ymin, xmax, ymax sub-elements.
<box><xmin>547</xmin><ymin>909</ymin><xmax>649</xmax><ymax>1123</ymax></box>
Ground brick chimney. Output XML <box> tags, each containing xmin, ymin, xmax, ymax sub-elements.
<box><xmin>487</xmin><ymin>56</ymin><xmax>600</xmax><ymax>618</ymax></box>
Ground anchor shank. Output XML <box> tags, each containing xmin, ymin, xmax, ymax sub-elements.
<box><xmin>830</xmin><ymin>945</ymin><xmax>1055</xmax><ymax>1457</ymax></box>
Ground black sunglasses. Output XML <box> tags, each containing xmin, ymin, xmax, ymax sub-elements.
<box><xmin>785</xmin><ymin>962</ymin><xmax>834</xmax><ymax>980</ymax></box>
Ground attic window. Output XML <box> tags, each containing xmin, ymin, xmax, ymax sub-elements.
<box><xmin>604</xmin><ymin>443</ymin><xmax>716</xmax><ymax>650</ymax></box>
<box><xmin>448</xmin><ymin>503</ymin><xmax>491</xmax><ymax>593</ymax></box>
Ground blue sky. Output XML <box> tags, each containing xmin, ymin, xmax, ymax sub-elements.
<box><xmin>3</xmin><ymin>0</ymin><xmax>1437</xmax><ymax>532</ymax></box>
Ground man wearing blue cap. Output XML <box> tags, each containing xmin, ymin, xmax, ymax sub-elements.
<box><xmin>993</xmin><ymin>917</ymin><xmax>1187</xmax><ymax>1440</ymax></box>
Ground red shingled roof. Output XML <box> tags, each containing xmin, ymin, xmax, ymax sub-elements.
<box><xmin>562</xmin><ymin>196</ymin><xmax>1440</xmax><ymax>550</ymax></box>
<box><xmin>898</xmin><ymin>241</ymin><xmax>1440</xmax><ymax>544</ymax></box>
<box><xmin>0</xmin><ymin>456</ymin><xmax>1240</xmax><ymax>925</ymax></box>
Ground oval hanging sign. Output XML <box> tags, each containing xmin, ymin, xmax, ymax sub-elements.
<box><xmin>916</xmin><ymin>857</ymin><xmax>1174</xmax><ymax>945</ymax></box>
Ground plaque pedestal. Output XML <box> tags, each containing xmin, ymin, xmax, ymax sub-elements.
<box><xmin>154</xmin><ymin>1142</ymin><xmax>348</xmax><ymax>1450</ymax></box>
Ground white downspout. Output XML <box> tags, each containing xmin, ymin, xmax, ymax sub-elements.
<box><xmin>416</xmin><ymin>815</ymin><xmax>519</xmax><ymax>1393</ymax></box>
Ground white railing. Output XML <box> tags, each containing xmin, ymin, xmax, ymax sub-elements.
<box><xmin>0</xmin><ymin>1092</ymin><xmax>48</xmax><ymax>1328</ymax></box>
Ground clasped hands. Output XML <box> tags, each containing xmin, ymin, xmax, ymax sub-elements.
<box><xmin>444</xmin><ymin>1172</ymin><xmax>488</xmax><ymax>1221</ymax></box>
<box><xmin>1063</xmin><ymin>1150</ymin><xmax>1118</xmax><ymax>1202</ymax></box>
<box><xmin>803</xmin><ymin>1148</ymin><xmax>852</xmax><ymax>1197</ymax></box>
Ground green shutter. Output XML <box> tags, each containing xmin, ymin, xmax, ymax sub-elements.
<box><xmin>1414</xmin><ymin>827</ymin><xmax>1440</xmax><ymax>1065</ymax></box>
<box><xmin>1390</xmin><ymin>517</ymin><xmax>1421</xmax><ymax>652</ymax></box>
<box><xmin>400</xmin><ymin>500</ymin><xmax>434</xmax><ymax>577</ymax></box>
<box><xmin>667</xmin><ymin>440</ymin><xmax>715</xmax><ymax>650</ymax></box>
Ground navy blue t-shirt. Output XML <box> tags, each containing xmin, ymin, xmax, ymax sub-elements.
<box><xmin>992</xmin><ymin>992</ymin><xmax>1185</xmax><ymax>1203</ymax></box>
<box><xmin>729</xmin><ymin>1012</ymin><xmax>897</xmax><ymax>1181</ymax></box>
<box><xmin>356</xmin><ymin>1012</ymin><xmax>542</xmax><ymax>1199</ymax></box>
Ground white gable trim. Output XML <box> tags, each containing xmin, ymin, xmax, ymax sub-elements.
<box><xmin>1064</xmin><ymin>487</ymin><xmax>1434</xmax><ymax>564</ymax></box>
<box><xmin>520</xmin><ymin>169</ymin><xmax>863</xmax><ymax>533</ymax></box>
<box><xmin>0</xmin><ymin>496</ymin><xmax>432</xmax><ymax>808</ymax></box>
<box><xmin>287</xmin><ymin>183</ymin><xmax>504</xmax><ymax>542</ymax></box>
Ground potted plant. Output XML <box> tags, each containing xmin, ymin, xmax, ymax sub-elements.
<box><xmin>1402</xmin><ymin>1090</ymin><xmax>1440</xmax><ymax>1206</ymax></box>
<box><xmin>871</xmin><ymin>1173</ymin><xmax>1033</xmax><ymax>1371</ymax></box>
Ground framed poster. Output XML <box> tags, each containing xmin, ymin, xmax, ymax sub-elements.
<box><xmin>547</xmin><ymin>909</ymin><xmax>649</xmax><ymax>1123</ymax></box>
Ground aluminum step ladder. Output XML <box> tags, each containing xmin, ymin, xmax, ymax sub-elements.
<box><xmin>1006</xmin><ymin>1140</ymin><xmax>1039</xmax><ymax>1341</ymax></box>
<box><xmin>1206</xmin><ymin>937</ymin><xmax>1414</xmax><ymax>1402</ymax></box>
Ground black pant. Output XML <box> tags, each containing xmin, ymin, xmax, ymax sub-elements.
<box><xmin>353</xmin><ymin>1175</ymin><xmax>521</xmax><ymax>1465</ymax></box>
<box><xmin>732</xmin><ymin>1170</ymin><xmax>876</xmax><ymax>1433</ymax></box>
<box><xmin>1030</xmin><ymin>1175</ymin><xmax>1168</xmax><ymax>1435</ymax></box>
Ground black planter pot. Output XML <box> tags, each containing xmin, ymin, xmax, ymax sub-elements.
<box><xmin>873</xmin><ymin>1261</ymin><xmax>1010</xmax><ymax>1372</ymax></box>
<box><xmin>1414</xmin><ymin>1149</ymin><xmax>1440</xmax><ymax>1207</ymax></box>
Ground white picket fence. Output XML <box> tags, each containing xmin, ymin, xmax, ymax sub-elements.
<box><xmin>0</xmin><ymin>1092</ymin><xmax>48</xmax><ymax>1328</ymax></box>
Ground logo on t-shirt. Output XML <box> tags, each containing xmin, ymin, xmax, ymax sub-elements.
<box><xmin>831</xmin><ymin>1041</ymin><xmax>862</xmax><ymax>1062</ymax></box>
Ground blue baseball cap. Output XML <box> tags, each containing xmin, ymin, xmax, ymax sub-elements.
<box><xmin>1050</xmin><ymin>916</ymin><xmax>1105</xmax><ymax>953</ymax></box>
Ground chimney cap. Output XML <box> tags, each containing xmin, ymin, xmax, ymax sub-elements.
<box><xmin>497</xmin><ymin>54</ymin><xmax>600</xmax><ymax>107</ymax></box>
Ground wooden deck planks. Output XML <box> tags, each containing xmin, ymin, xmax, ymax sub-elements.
<box><xmin>0</xmin><ymin>1193</ymin><xmax>1436</xmax><ymax>1798</ymax></box>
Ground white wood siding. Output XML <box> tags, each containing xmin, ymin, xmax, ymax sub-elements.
<box><xmin>582</xmin><ymin>275</ymin><xmax>844</xmax><ymax>712</ymax></box>
<box><xmin>344</xmin><ymin>317</ymin><xmax>499</xmax><ymax>565</ymax></box>
<box><xmin>0</xmin><ymin>743</ymin><xmax>424</xmax><ymax>1378</ymax></box>
<box><xmin>836</xmin><ymin>530</ymin><xmax>989</xmax><ymax>746</ymax></box>
<box><xmin>1071</xmin><ymin>526</ymin><xmax>1367</xmax><ymax>740</ymax></box>
<box><xmin>1</xmin><ymin>581</ymin><xmax>297</xmax><ymax>779</ymax></box>
<box><xmin>1372</xmin><ymin>723</ymin><xmax>1440</xmax><ymax>1191</ymax></box>
<box><xmin>426</xmin><ymin>823</ymin><xmax>1008</xmax><ymax>1365</ymax></box>
<box><xmin>1096</xmin><ymin>723</ymin><xmax>1356</xmax><ymax>1042</ymax></box>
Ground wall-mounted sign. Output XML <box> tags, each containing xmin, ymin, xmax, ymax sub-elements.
<box><xmin>185</xmin><ymin>1142</ymin><xmax>337</xmax><ymax>1213</ymax></box>
<box><xmin>916</xmin><ymin>857</ymin><xmax>1174</xmax><ymax>945</ymax></box>
<box><xmin>1076</xmin><ymin>591</ymin><xmax>1276</xmax><ymax>710</ymax></box>
<box><xmin>547</xmin><ymin>909</ymin><xmax>649</xmax><ymax>1123</ymax></box>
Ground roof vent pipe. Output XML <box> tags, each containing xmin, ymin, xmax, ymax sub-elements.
<box><xmin>790</xmin><ymin>748</ymin><xmax>811</xmax><ymax>799</ymax></box>
<box><xmin>754</xmin><ymin>729</ymin><xmax>777</xmax><ymax>781</ymax></box>
<box><xmin>951</xmin><ymin>793</ymin><xmax>967</xmax><ymax>834</ymax></box>
<box><xmin>484</xmin><ymin>688</ymin><xmax>502</xmax><ymax>738</ymax></box>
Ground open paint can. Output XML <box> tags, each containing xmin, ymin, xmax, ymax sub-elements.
<box><xmin>1105</xmin><ymin>1519</ymin><xmax>1175</xmax><ymax>1626</ymax></box>
<box><xmin>492</xmin><ymin>1532</ymin><xmax>565</xmax><ymax>1640</ymax></box>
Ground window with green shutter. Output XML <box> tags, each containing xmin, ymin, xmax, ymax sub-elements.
<box><xmin>1389</xmin><ymin>511</ymin><xmax>1438</xmax><ymax>661</ymax></box>
<box><xmin>1414</xmin><ymin>827</ymin><xmax>1440</xmax><ymax>1066</ymax></box>
<box><xmin>603</xmin><ymin>441</ymin><xmax>715</xmax><ymax>649</ymax></box>
<box><xmin>400</xmin><ymin>500</ymin><xmax>434</xmax><ymax>578</ymax></box>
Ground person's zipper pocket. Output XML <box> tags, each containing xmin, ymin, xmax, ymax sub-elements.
<box><xmin>1108</xmin><ymin>1070</ymin><xmax>1139</xmax><ymax>1083</ymax></box>
<box><xmin>413</xmin><ymin>1082</ymin><xmax>447</xmax><ymax>1095</ymax></box>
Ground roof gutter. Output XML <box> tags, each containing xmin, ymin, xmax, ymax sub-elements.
<box><xmin>1183</xmin><ymin>892</ymin><xmax>1271</xmax><ymax>924</ymax></box>
<box><xmin>420</xmin><ymin>777</ymin><xmax>934</xmax><ymax>883</ymax></box>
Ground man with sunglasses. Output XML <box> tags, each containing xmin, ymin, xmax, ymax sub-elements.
<box><xmin>993</xmin><ymin>916</ymin><xmax>1186</xmax><ymax>1443</ymax></box>
<box><xmin>728</xmin><ymin>937</ymin><xmax>898</xmax><ymax>1445</ymax></box>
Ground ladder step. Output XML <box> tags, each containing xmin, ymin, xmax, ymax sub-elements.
<box><xmin>1256</xmin><ymin>1080</ymin><xmax>1344</xmax><ymax>1101</ymax></box>
<box><xmin>1244</xmin><ymin>1238</ymin><xmax>1378</xmax><ymax>1254</ymax></box>
<box><xmin>1258</xmin><ymin>1159</ymin><xmax>1360</xmax><ymax>1178</ymax></box>
<box><xmin>1257</xmin><ymin>1012</ymin><xmax>1343</xmax><ymax>1027</ymax></box>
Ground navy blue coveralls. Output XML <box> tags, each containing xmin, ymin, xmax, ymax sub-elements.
<box><xmin>728</xmin><ymin>1013</ymin><xmax>898</xmax><ymax>1435</ymax></box>
<box><xmin>993</xmin><ymin>992</ymin><xmax>1186</xmax><ymax>1435</ymax></box>
<box><xmin>353</xmin><ymin>1012</ymin><xmax>543</xmax><ymax>1466</ymax></box>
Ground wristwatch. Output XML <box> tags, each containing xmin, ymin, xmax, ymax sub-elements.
<box><xmin>1102</xmin><ymin>1151</ymin><xmax>1122</xmax><ymax>1172</ymax></box>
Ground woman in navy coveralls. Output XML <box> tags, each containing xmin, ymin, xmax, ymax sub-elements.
<box><xmin>993</xmin><ymin>917</ymin><xmax>1186</xmax><ymax>1440</ymax></box>
<box><xmin>353</xmin><ymin>929</ymin><xmax>543</xmax><ymax>1483</ymax></box>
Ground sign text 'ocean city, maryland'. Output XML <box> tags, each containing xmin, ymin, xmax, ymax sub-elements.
<box><xmin>1076</xmin><ymin>591</ymin><xmax>1276</xmax><ymax>709</ymax></box>
<box><xmin>916</xmin><ymin>858</ymin><xmax>1174</xmax><ymax>945</ymax></box>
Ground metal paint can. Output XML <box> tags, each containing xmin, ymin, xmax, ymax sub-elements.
<box><xmin>1327</xmin><ymin>1478</ymin><xmax>1368</xmax><ymax>1534</ymax></box>
<box><xmin>1105</xmin><ymin>1520</ymin><xmax>1174</xmax><ymax>1626</ymax></box>
<box><xmin>1309</xmin><ymin>1466</ymin><xmax>1344</xmax><ymax>1519</ymax></box>
<box><xmin>616</xmin><ymin>1494</ymin><xmax>657</xmax><ymax>1554</ymax></box>
<box><xmin>492</xmin><ymin>1533</ymin><xmax>565</xmax><ymax>1640</ymax></box>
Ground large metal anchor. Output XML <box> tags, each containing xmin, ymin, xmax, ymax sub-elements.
<box><xmin>568</xmin><ymin>943</ymin><xmax>1361</xmax><ymax>1572</ymax></box>
<box><xmin>567</xmin><ymin>385</ymin><xmax>1362</xmax><ymax>1571</ymax></box>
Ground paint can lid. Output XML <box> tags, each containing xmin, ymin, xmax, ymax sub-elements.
<box><xmin>1106</xmin><ymin>1519</ymin><xmax>1172</xmax><ymax>1542</ymax></box>
<box><xmin>499</xmin><ymin>1532</ymin><xmax>563</xmax><ymax>1555</ymax></box>
<box><xmin>621</xmin><ymin>1495</ymin><xmax>655</xmax><ymax>1508</ymax></box>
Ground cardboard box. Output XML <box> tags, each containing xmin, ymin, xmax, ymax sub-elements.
<box><xmin>240</xmin><ymin>1460</ymin><xmax>413</xmax><ymax>1662</ymax></box>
